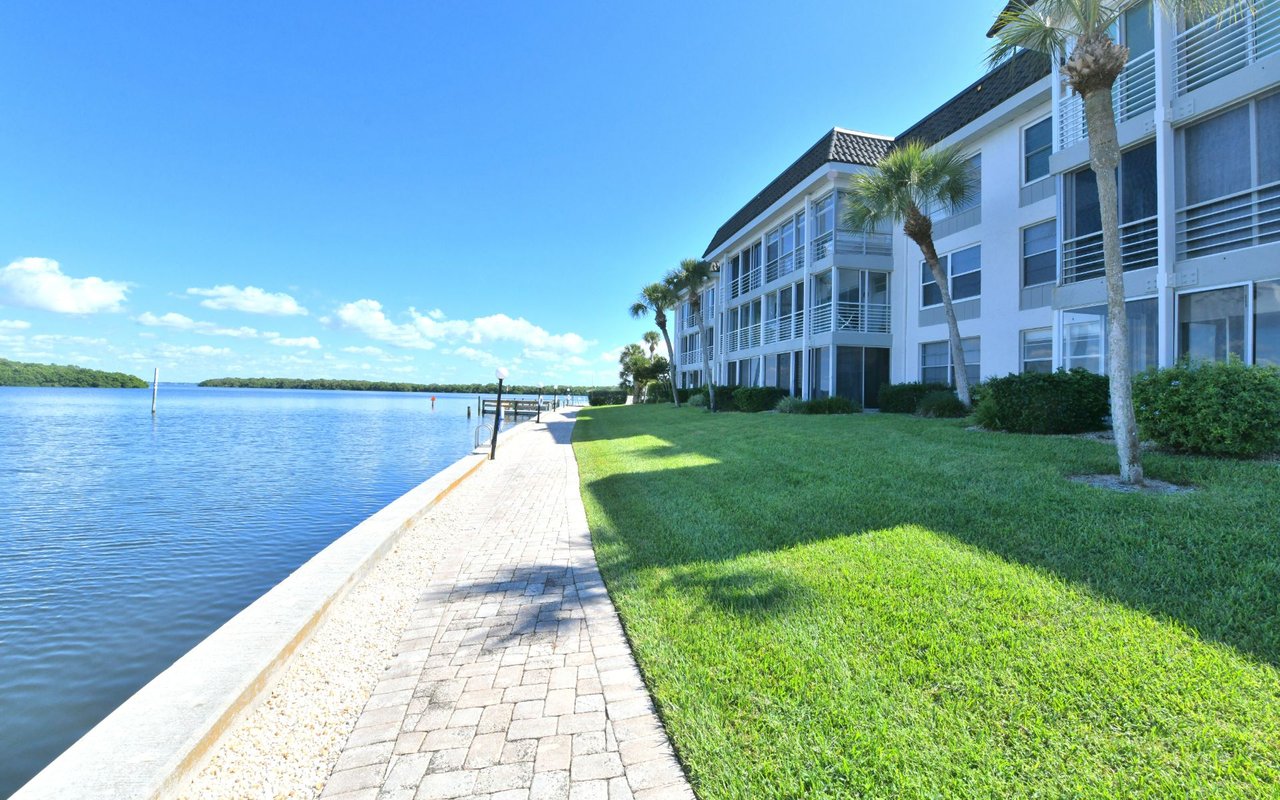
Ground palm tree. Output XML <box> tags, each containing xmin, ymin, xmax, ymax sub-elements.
<box><xmin>618</xmin><ymin>343</ymin><xmax>646</xmax><ymax>402</ymax></box>
<box><xmin>643</xmin><ymin>330</ymin><xmax>660</xmax><ymax>358</ymax></box>
<box><xmin>990</xmin><ymin>0</ymin><xmax>1232</xmax><ymax>484</ymax></box>
<box><xmin>844</xmin><ymin>141</ymin><xmax>978</xmax><ymax>407</ymax></box>
<box><xmin>665</xmin><ymin>258</ymin><xmax>718</xmax><ymax>411</ymax></box>
<box><xmin>629</xmin><ymin>282</ymin><xmax>681</xmax><ymax>407</ymax></box>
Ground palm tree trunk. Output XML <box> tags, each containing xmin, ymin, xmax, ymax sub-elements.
<box><xmin>914</xmin><ymin>234</ymin><xmax>972</xmax><ymax>407</ymax></box>
<box><xmin>1084</xmin><ymin>87</ymin><xmax>1144</xmax><ymax>484</ymax></box>
<box><xmin>657</xmin><ymin>323</ymin><xmax>680</xmax><ymax>407</ymax></box>
<box><xmin>695</xmin><ymin>315</ymin><xmax>716</xmax><ymax>412</ymax></box>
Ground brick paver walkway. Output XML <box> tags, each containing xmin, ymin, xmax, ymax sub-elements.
<box><xmin>319</xmin><ymin>410</ymin><xmax>694</xmax><ymax>800</ymax></box>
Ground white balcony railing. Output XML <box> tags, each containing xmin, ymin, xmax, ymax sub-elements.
<box><xmin>680</xmin><ymin>346</ymin><xmax>713</xmax><ymax>367</ymax></box>
<box><xmin>1176</xmin><ymin>1</ymin><xmax>1280</xmax><ymax>95</ymax></box>
<box><xmin>764</xmin><ymin>250</ymin><xmax>804</xmax><ymax>285</ymax></box>
<box><xmin>808</xmin><ymin>302</ymin><xmax>891</xmax><ymax>336</ymax></box>
<box><xmin>1061</xmin><ymin>215</ymin><xmax>1159</xmax><ymax>283</ymax></box>
<box><xmin>762</xmin><ymin>310</ymin><xmax>805</xmax><ymax>346</ymax></box>
<box><xmin>729</xmin><ymin>268</ymin><xmax>762</xmax><ymax>299</ymax></box>
<box><xmin>1058</xmin><ymin>49</ymin><xmax>1157</xmax><ymax>150</ymax></box>
<box><xmin>725</xmin><ymin>322</ymin><xmax>762</xmax><ymax>354</ymax></box>
<box><xmin>834</xmin><ymin>302</ymin><xmax>892</xmax><ymax>334</ymax></box>
<box><xmin>813</xmin><ymin>230</ymin><xmax>893</xmax><ymax>261</ymax></box>
<box><xmin>1176</xmin><ymin>180</ymin><xmax>1280</xmax><ymax>260</ymax></box>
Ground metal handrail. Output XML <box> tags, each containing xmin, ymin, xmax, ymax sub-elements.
<box><xmin>1058</xmin><ymin>49</ymin><xmax>1157</xmax><ymax>150</ymax></box>
<box><xmin>1176</xmin><ymin>1</ymin><xmax>1280</xmax><ymax>94</ymax></box>
<box><xmin>1062</xmin><ymin>215</ymin><xmax>1159</xmax><ymax>283</ymax></box>
<box><xmin>1176</xmin><ymin>179</ymin><xmax>1280</xmax><ymax>259</ymax></box>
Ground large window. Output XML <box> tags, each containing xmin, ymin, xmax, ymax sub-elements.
<box><xmin>922</xmin><ymin>245</ymin><xmax>981</xmax><ymax>307</ymax></box>
<box><xmin>921</xmin><ymin>337</ymin><xmax>979</xmax><ymax>386</ymax></box>
<box><xmin>1257</xmin><ymin>280</ymin><xmax>1280</xmax><ymax>367</ymax></box>
<box><xmin>1022</xmin><ymin>220</ymin><xmax>1057</xmax><ymax>287</ymax></box>
<box><xmin>1179</xmin><ymin>92</ymin><xmax>1280</xmax><ymax>258</ymax></box>
<box><xmin>1179</xmin><ymin>287</ymin><xmax>1246</xmax><ymax>363</ymax></box>
<box><xmin>1023</xmin><ymin>118</ymin><xmax>1052</xmax><ymax>184</ymax></box>
<box><xmin>1064</xmin><ymin>141</ymin><xmax>1158</xmax><ymax>279</ymax></box>
<box><xmin>1021</xmin><ymin>328</ymin><xmax>1053</xmax><ymax>373</ymax></box>
<box><xmin>765</xmin><ymin>211</ymin><xmax>805</xmax><ymax>280</ymax></box>
<box><xmin>1063</xmin><ymin>298</ymin><xmax>1159</xmax><ymax>374</ymax></box>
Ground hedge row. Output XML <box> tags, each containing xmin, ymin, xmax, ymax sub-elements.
<box><xmin>974</xmin><ymin>369</ymin><xmax>1110</xmax><ymax>434</ymax></box>
<box><xmin>1134</xmin><ymin>360</ymin><xmax>1280</xmax><ymax>456</ymax></box>
<box><xmin>587</xmin><ymin>389</ymin><xmax>628</xmax><ymax>406</ymax></box>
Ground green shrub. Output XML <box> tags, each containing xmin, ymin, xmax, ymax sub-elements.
<box><xmin>646</xmin><ymin>383</ymin><xmax>693</xmax><ymax>404</ymax></box>
<box><xmin>879</xmin><ymin>382</ymin><xmax>952</xmax><ymax>414</ymax></box>
<box><xmin>974</xmin><ymin>369</ymin><xmax>1109</xmax><ymax>434</ymax></box>
<box><xmin>776</xmin><ymin>396</ymin><xmax>807</xmax><ymax>414</ymax></box>
<box><xmin>917</xmin><ymin>390</ymin><xmax>968</xmax><ymax>418</ymax></box>
<box><xmin>805</xmin><ymin>396</ymin><xmax>860</xmax><ymax>415</ymax></box>
<box><xmin>691</xmin><ymin>384</ymin><xmax>739</xmax><ymax>411</ymax></box>
<box><xmin>588</xmin><ymin>388</ymin><xmax>628</xmax><ymax>406</ymax></box>
<box><xmin>733</xmin><ymin>387</ymin><xmax>790</xmax><ymax>413</ymax></box>
<box><xmin>688</xmin><ymin>393</ymin><xmax>707</xmax><ymax>408</ymax></box>
<box><xmin>1133</xmin><ymin>360</ymin><xmax>1280</xmax><ymax>457</ymax></box>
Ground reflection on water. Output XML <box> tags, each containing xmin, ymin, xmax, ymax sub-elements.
<box><xmin>0</xmin><ymin>385</ymin><xmax>488</xmax><ymax>797</ymax></box>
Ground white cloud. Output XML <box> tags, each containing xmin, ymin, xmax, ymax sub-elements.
<box><xmin>156</xmin><ymin>343</ymin><xmax>232</xmax><ymax>358</ymax></box>
<box><xmin>333</xmin><ymin>299</ymin><xmax>437</xmax><ymax>350</ymax></box>
<box><xmin>450</xmin><ymin>345</ymin><xmax>504</xmax><ymax>368</ymax></box>
<box><xmin>341</xmin><ymin>345</ymin><xmax>384</xmax><ymax>356</ymax></box>
<box><xmin>334</xmin><ymin>299</ymin><xmax>591</xmax><ymax>359</ymax></box>
<box><xmin>467</xmin><ymin>314</ymin><xmax>590</xmax><ymax>354</ymax></box>
<box><xmin>187</xmin><ymin>285</ymin><xmax>308</xmax><ymax>316</ymax></box>
<box><xmin>138</xmin><ymin>311</ymin><xmax>199</xmax><ymax>330</ymax></box>
<box><xmin>137</xmin><ymin>311</ymin><xmax>262</xmax><ymax>338</ymax></box>
<box><xmin>0</xmin><ymin>319</ymin><xmax>30</xmax><ymax>330</ymax></box>
<box><xmin>0</xmin><ymin>258</ymin><xmax>129</xmax><ymax>313</ymax></box>
<box><xmin>269</xmin><ymin>336</ymin><xmax>321</xmax><ymax>349</ymax></box>
<box><xmin>31</xmin><ymin>334</ymin><xmax>109</xmax><ymax>346</ymax></box>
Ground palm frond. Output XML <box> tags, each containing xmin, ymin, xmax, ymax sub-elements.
<box><xmin>989</xmin><ymin>0</ymin><xmax>1076</xmax><ymax>64</ymax></box>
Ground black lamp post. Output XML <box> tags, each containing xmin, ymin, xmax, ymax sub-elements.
<box><xmin>489</xmin><ymin>367</ymin><xmax>507</xmax><ymax>460</ymax></box>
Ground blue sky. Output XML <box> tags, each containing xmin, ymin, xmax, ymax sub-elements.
<box><xmin>0</xmin><ymin>1</ymin><xmax>1005</xmax><ymax>386</ymax></box>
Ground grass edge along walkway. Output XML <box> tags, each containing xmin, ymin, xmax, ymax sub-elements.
<box><xmin>572</xmin><ymin>405</ymin><xmax>1280</xmax><ymax>799</ymax></box>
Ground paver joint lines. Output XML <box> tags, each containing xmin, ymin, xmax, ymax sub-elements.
<box><xmin>320</xmin><ymin>410</ymin><xmax>695</xmax><ymax>800</ymax></box>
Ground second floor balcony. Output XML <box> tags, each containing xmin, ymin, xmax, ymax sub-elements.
<box><xmin>1058</xmin><ymin>49</ymin><xmax>1157</xmax><ymax>150</ymax></box>
<box><xmin>812</xmin><ymin>229</ymin><xmax>893</xmax><ymax>262</ymax></box>
<box><xmin>1061</xmin><ymin>215</ymin><xmax>1159</xmax><ymax>283</ymax></box>
<box><xmin>1176</xmin><ymin>0</ymin><xmax>1280</xmax><ymax>95</ymax></box>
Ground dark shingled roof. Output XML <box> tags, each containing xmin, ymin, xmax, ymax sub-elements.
<box><xmin>896</xmin><ymin>49</ymin><xmax>1052</xmax><ymax>146</ymax></box>
<box><xmin>988</xmin><ymin>1</ymin><xmax>1023</xmax><ymax>37</ymax></box>
<box><xmin>702</xmin><ymin>128</ymin><xmax>892</xmax><ymax>257</ymax></box>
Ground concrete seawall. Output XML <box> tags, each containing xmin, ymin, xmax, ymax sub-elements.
<box><xmin>13</xmin><ymin>418</ymin><xmax>540</xmax><ymax>800</ymax></box>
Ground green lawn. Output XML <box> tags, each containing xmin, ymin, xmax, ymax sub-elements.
<box><xmin>572</xmin><ymin>405</ymin><xmax>1280</xmax><ymax>799</ymax></box>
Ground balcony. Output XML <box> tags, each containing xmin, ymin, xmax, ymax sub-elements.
<box><xmin>1176</xmin><ymin>1</ymin><xmax>1280</xmax><ymax>95</ymax></box>
<box><xmin>1061</xmin><ymin>216</ymin><xmax>1159</xmax><ymax>283</ymax></box>
<box><xmin>725</xmin><ymin>322</ymin><xmax>762</xmax><ymax>354</ymax></box>
<box><xmin>1176</xmin><ymin>180</ymin><xmax>1280</xmax><ymax>260</ymax></box>
<box><xmin>680</xmin><ymin>346</ymin><xmax>712</xmax><ymax>367</ymax></box>
<box><xmin>812</xmin><ymin>230</ymin><xmax>893</xmax><ymax>261</ymax></box>
<box><xmin>809</xmin><ymin>302</ymin><xmax>892</xmax><ymax>336</ymax></box>
<box><xmin>762</xmin><ymin>310</ymin><xmax>805</xmax><ymax>346</ymax></box>
<box><xmin>764</xmin><ymin>249</ymin><xmax>804</xmax><ymax>285</ymax></box>
<box><xmin>1058</xmin><ymin>49</ymin><xmax>1157</xmax><ymax>150</ymax></box>
<box><xmin>729</xmin><ymin>268</ymin><xmax>762</xmax><ymax>299</ymax></box>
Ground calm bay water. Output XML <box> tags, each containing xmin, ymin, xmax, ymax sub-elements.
<box><xmin>0</xmin><ymin>385</ymin><xmax>506</xmax><ymax>797</ymax></box>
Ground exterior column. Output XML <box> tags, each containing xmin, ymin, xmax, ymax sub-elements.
<box><xmin>1154</xmin><ymin>8</ymin><xmax>1179</xmax><ymax>367</ymax></box>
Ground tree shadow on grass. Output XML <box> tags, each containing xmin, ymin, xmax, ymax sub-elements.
<box><xmin>574</xmin><ymin>406</ymin><xmax>1280</xmax><ymax>668</ymax></box>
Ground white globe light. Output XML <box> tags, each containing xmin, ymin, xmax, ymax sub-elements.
<box><xmin>495</xmin><ymin>368</ymin><xmax>509</xmax><ymax>380</ymax></box>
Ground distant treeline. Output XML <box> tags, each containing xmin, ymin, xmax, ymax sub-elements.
<box><xmin>197</xmin><ymin>377</ymin><xmax>604</xmax><ymax>395</ymax></box>
<box><xmin>0</xmin><ymin>358</ymin><xmax>148</xmax><ymax>388</ymax></box>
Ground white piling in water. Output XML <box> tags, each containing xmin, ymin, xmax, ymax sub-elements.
<box><xmin>151</xmin><ymin>368</ymin><xmax>158</xmax><ymax>414</ymax></box>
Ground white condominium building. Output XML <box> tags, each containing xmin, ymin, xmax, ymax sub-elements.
<box><xmin>674</xmin><ymin>1</ymin><xmax>1280</xmax><ymax>408</ymax></box>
